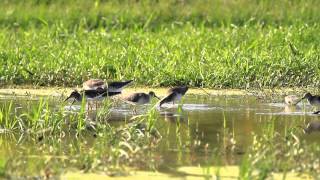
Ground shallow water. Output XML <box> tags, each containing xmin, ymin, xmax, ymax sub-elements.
<box><xmin>0</xmin><ymin>94</ymin><xmax>319</xmax><ymax>178</ymax></box>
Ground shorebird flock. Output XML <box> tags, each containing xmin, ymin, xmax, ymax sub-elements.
<box><xmin>65</xmin><ymin>79</ymin><xmax>189</xmax><ymax>111</ymax></box>
<box><xmin>65</xmin><ymin>79</ymin><xmax>320</xmax><ymax>117</ymax></box>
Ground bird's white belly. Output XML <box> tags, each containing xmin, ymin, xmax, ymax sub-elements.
<box><xmin>108</xmin><ymin>87</ymin><xmax>122</xmax><ymax>93</ymax></box>
<box><xmin>87</xmin><ymin>96</ymin><xmax>105</xmax><ymax>101</ymax></box>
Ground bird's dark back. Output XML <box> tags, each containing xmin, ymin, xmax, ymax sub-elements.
<box><xmin>168</xmin><ymin>86</ymin><xmax>188</xmax><ymax>95</ymax></box>
<box><xmin>107</xmin><ymin>92</ymin><xmax>121</xmax><ymax>97</ymax></box>
<box><xmin>159</xmin><ymin>92</ymin><xmax>177</xmax><ymax>106</ymax></box>
<box><xmin>126</xmin><ymin>93</ymin><xmax>147</xmax><ymax>102</ymax></box>
<box><xmin>108</xmin><ymin>80</ymin><xmax>133</xmax><ymax>89</ymax></box>
<box><xmin>310</xmin><ymin>95</ymin><xmax>320</xmax><ymax>102</ymax></box>
<box><xmin>83</xmin><ymin>89</ymin><xmax>105</xmax><ymax>98</ymax></box>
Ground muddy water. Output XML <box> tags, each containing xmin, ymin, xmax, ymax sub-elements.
<box><xmin>0</xmin><ymin>94</ymin><xmax>319</xmax><ymax>177</ymax></box>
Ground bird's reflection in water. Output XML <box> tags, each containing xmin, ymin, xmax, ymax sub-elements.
<box><xmin>160</xmin><ymin>111</ymin><xmax>186</xmax><ymax>123</ymax></box>
<box><xmin>303</xmin><ymin>121</ymin><xmax>320</xmax><ymax>134</ymax></box>
<box><xmin>283</xmin><ymin>105</ymin><xmax>301</xmax><ymax>113</ymax></box>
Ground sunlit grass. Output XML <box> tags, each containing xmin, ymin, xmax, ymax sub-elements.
<box><xmin>1</xmin><ymin>24</ymin><xmax>320</xmax><ymax>88</ymax></box>
<box><xmin>1</xmin><ymin>0</ymin><xmax>320</xmax><ymax>179</ymax></box>
<box><xmin>0</xmin><ymin>97</ymin><xmax>163</xmax><ymax>178</ymax></box>
<box><xmin>0</xmin><ymin>1</ymin><xmax>319</xmax><ymax>88</ymax></box>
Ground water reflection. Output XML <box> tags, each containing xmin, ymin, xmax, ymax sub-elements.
<box><xmin>304</xmin><ymin>121</ymin><xmax>320</xmax><ymax>134</ymax></box>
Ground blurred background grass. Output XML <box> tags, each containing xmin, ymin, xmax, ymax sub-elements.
<box><xmin>1</xmin><ymin>0</ymin><xmax>319</xmax><ymax>29</ymax></box>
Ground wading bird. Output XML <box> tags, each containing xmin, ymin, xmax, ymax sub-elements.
<box><xmin>65</xmin><ymin>89</ymin><xmax>120</xmax><ymax>110</ymax></box>
<box><xmin>83</xmin><ymin>79</ymin><xmax>133</xmax><ymax>93</ymax></box>
<box><xmin>302</xmin><ymin>93</ymin><xmax>320</xmax><ymax>106</ymax></box>
<box><xmin>124</xmin><ymin>91</ymin><xmax>160</xmax><ymax>105</ymax></box>
<box><xmin>159</xmin><ymin>86</ymin><xmax>188</xmax><ymax>107</ymax></box>
<box><xmin>83</xmin><ymin>79</ymin><xmax>105</xmax><ymax>90</ymax></box>
<box><xmin>302</xmin><ymin>92</ymin><xmax>320</xmax><ymax>113</ymax></box>
<box><xmin>123</xmin><ymin>91</ymin><xmax>160</xmax><ymax>113</ymax></box>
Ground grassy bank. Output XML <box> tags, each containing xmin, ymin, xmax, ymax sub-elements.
<box><xmin>0</xmin><ymin>0</ymin><xmax>320</xmax><ymax>88</ymax></box>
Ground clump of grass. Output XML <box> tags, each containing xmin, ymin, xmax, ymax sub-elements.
<box><xmin>0</xmin><ymin>158</ymin><xmax>5</xmax><ymax>178</ymax></box>
<box><xmin>0</xmin><ymin>101</ymin><xmax>18</xmax><ymax>131</ymax></box>
<box><xmin>239</xmin><ymin>124</ymin><xmax>320</xmax><ymax>179</ymax></box>
<box><xmin>0</xmin><ymin>97</ymin><xmax>162</xmax><ymax>178</ymax></box>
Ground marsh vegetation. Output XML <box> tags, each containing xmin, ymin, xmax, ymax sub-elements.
<box><xmin>1</xmin><ymin>0</ymin><xmax>320</xmax><ymax>179</ymax></box>
<box><xmin>0</xmin><ymin>92</ymin><xmax>320</xmax><ymax>179</ymax></box>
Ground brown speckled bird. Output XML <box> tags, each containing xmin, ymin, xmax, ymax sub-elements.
<box><xmin>83</xmin><ymin>79</ymin><xmax>133</xmax><ymax>93</ymax></box>
<box><xmin>124</xmin><ymin>91</ymin><xmax>160</xmax><ymax>105</ymax></box>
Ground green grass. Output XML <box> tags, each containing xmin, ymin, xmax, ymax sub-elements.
<box><xmin>0</xmin><ymin>0</ymin><xmax>319</xmax><ymax>88</ymax></box>
<box><xmin>0</xmin><ymin>98</ymin><xmax>162</xmax><ymax>178</ymax></box>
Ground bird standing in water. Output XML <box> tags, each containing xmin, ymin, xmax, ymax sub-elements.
<box><xmin>123</xmin><ymin>91</ymin><xmax>160</xmax><ymax>113</ymax></box>
<box><xmin>302</xmin><ymin>93</ymin><xmax>320</xmax><ymax>106</ymax></box>
<box><xmin>82</xmin><ymin>79</ymin><xmax>105</xmax><ymax>90</ymax></box>
<box><xmin>159</xmin><ymin>86</ymin><xmax>188</xmax><ymax>107</ymax></box>
<box><xmin>302</xmin><ymin>92</ymin><xmax>320</xmax><ymax>113</ymax></box>
<box><xmin>124</xmin><ymin>91</ymin><xmax>160</xmax><ymax>105</ymax></box>
<box><xmin>65</xmin><ymin>89</ymin><xmax>120</xmax><ymax>110</ymax></box>
<box><xmin>83</xmin><ymin>79</ymin><xmax>133</xmax><ymax>92</ymax></box>
<box><xmin>80</xmin><ymin>79</ymin><xmax>133</xmax><ymax>109</ymax></box>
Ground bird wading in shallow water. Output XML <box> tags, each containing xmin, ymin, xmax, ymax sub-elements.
<box><xmin>302</xmin><ymin>93</ymin><xmax>320</xmax><ymax>106</ymax></box>
<box><xmin>82</xmin><ymin>79</ymin><xmax>105</xmax><ymax>90</ymax></box>
<box><xmin>123</xmin><ymin>91</ymin><xmax>160</xmax><ymax>113</ymax></box>
<box><xmin>159</xmin><ymin>86</ymin><xmax>188</xmax><ymax>107</ymax></box>
<box><xmin>124</xmin><ymin>91</ymin><xmax>160</xmax><ymax>105</ymax></box>
<box><xmin>302</xmin><ymin>92</ymin><xmax>320</xmax><ymax>113</ymax></box>
<box><xmin>65</xmin><ymin>89</ymin><xmax>120</xmax><ymax>110</ymax></box>
<box><xmin>107</xmin><ymin>80</ymin><xmax>133</xmax><ymax>93</ymax></box>
<box><xmin>83</xmin><ymin>79</ymin><xmax>133</xmax><ymax>92</ymax></box>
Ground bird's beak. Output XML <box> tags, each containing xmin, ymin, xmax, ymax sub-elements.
<box><xmin>64</xmin><ymin>95</ymin><xmax>72</xmax><ymax>102</ymax></box>
<box><xmin>155</xmin><ymin>95</ymin><xmax>160</xmax><ymax>100</ymax></box>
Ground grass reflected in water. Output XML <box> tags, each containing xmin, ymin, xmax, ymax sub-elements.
<box><xmin>0</xmin><ymin>94</ymin><xmax>320</xmax><ymax>179</ymax></box>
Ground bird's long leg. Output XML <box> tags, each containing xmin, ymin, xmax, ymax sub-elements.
<box><xmin>131</xmin><ymin>105</ymin><xmax>137</xmax><ymax>115</ymax></box>
<box><xmin>89</xmin><ymin>101</ymin><xmax>93</xmax><ymax>111</ymax></box>
<box><xmin>70</xmin><ymin>99</ymin><xmax>76</xmax><ymax>109</ymax></box>
<box><xmin>312</xmin><ymin>106</ymin><xmax>317</xmax><ymax>113</ymax></box>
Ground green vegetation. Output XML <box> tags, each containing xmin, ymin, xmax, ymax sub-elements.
<box><xmin>1</xmin><ymin>0</ymin><xmax>320</xmax><ymax>179</ymax></box>
<box><xmin>0</xmin><ymin>98</ymin><xmax>162</xmax><ymax>178</ymax></box>
<box><xmin>0</xmin><ymin>0</ymin><xmax>319</xmax><ymax>88</ymax></box>
<box><xmin>1</xmin><ymin>97</ymin><xmax>320</xmax><ymax>179</ymax></box>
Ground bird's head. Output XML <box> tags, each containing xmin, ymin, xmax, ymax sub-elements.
<box><xmin>302</xmin><ymin>92</ymin><xmax>312</xmax><ymax>100</ymax></box>
<box><xmin>149</xmin><ymin>91</ymin><xmax>160</xmax><ymax>99</ymax></box>
<box><xmin>65</xmin><ymin>90</ymin><xmax>81</xmax><ymax>102</ymax></box>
